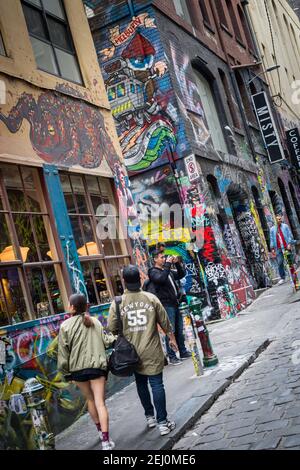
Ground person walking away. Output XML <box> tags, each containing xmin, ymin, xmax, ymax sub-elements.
<box><xmin>57</xmin><ymin>293</ymin><xmax>116</xmax><ymax>450</ymax></box>
<box><xmin>148</xmin><ymin>251</ymin><xmax>192</xmax><ymax>365</ymax></box>
<box><xmin>270</xmin><ymin>214</ymin><xmax>294</xmax><ymax>285</ymax></box>
<box><xmin>108</xmin><ymin>265</ymin><xmax>178</xmax><ymax>435</ymax></box>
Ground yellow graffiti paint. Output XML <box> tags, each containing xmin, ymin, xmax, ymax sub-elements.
<box><xmin>112</xmin><ymin>100</ymin><xmax>133</xmax><ymax>116</ymax></box>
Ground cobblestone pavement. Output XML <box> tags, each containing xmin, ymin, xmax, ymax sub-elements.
<box><xmin>174</xmin><ymin>306</ymin><xmax>300</xmax><ymax>450</ymax></box>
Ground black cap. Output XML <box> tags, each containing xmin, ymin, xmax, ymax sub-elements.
<box><xmin>123</xmin><ymin>265</ymin><xmax>141</xmax><ymax>291</ymax></box>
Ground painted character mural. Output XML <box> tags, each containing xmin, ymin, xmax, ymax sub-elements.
<box><xmin>100</xmin><ymin>14</ymin><xmax>180</xmax><ymax>174</ymax></box>
<box><xmin>0</xmin><ymin>92</ymin><xmax>119</xmax><ymax>169</ymax></box>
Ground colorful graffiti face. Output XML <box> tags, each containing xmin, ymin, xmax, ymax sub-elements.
<box><xmin>98</xmin><ymin>13</ymin><xmax>187</xmax><ymax>174</ymax></box>
<box><xmin>0</xmin><ymin>92</ymin><xmax>119</xmax><ymax>169</ymax></box>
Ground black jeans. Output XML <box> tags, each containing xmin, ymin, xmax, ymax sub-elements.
<box><xmin>134</xmin><ymin>372</ymin><xmax>167</xmax><ymax>424</ymax></box>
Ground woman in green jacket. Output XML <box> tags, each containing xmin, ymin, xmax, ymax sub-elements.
<box><xmin>57</xmin><ymin>293</ymin><xmax>116</xmax><ymax>450</ymax></box>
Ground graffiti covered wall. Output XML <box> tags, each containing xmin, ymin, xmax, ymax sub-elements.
<box><xmin>95</xmin><ymin>9</ymin><xmax>189</xmax><ymax>176</ymax></box>
<box><xmin>0</xmin><ymin>305</ymin><xmax>130</xmax><ymax>450</ymax></box>
<box><xmin>0</xmin><ymin>75</ymin><xmax>119</xmax><ymax>175</ymax></box>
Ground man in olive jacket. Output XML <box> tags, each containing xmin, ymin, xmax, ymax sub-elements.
<box><xmin>108</xmin><ymin>265</ymin><xmax>178</xmax><ymax>436</ymax></box>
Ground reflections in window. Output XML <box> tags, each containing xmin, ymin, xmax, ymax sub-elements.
<box><xmin>0</xmin><ymin>268</ymin><xmax>27</xmax><ymax>326</ymax></box>
<box><xmin>0</xmin><ymin>164</ymin><xmax>65</xmax><ymax>324</ymax></box>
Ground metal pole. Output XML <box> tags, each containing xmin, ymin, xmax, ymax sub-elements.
<box><xmin>189</xmin><ymin>297</ymin><xmax>219</xmax><ymax>368</ymax></box>
<box><xmin>22</xmin><ymin>378</ymin><xmax>55</xmax><ymax>450</ymax></box>
<box><xmin>179</xmin><ymin>302</ymin><xmax>204</xmax><ymax>376</ymax></box>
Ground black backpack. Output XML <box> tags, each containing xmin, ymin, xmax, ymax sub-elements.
<box><xmin>142</xmin><ymin>278</ymin><xmax>157</xmax><ymax>295</ymax></box>
<box><xmin>108</xmin><ymin>296</ymin><xmax>140</xmax><ymax>377</ymax></box>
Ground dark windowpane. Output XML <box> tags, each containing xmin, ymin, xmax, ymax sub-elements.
<box><xmin>113</xmin><ymin>238</ymin><xmax>123</xmax><ymax>255</ymax></box>
<box><xmin>0</xmin><ymin>268</ymin><xmax>27</xmax><ymax>326</ymax></box>
<box><xmin>31</xmin><ymin>36</ymin><xmax>59</xmax><ymax>75</ymax></box>
<box><xmin>85</xmin><ymin>176</ymin><xmax>102</xmax><ymax>214</ymax></box>
<box><xmin>27</xmin><ymin>0</ymin><xmax>42</xmax><ymax>7</ymax></box>
<box><xmin>21</xmin><ymin>166</ymin><xmax>42</xmax><ymax>212</ymax></box>
<box><xmin>0</xmin><ymin>186</ymin><xmax>4</xmax><ymax>210</ymax></box>
<box><xmin>70</xmin><ymin>175</ymin><xmax>89</xmax><ymax>213</ymax></box>
<box><xmin>23</xmin><ymin>4</ymin><xmax>48</xmax><ymax>40</ymax></box>
<box><xmin>1</xmin><ymin>165</ymin><xmax>26</xmax><ymax>212</ymax></box>
<box><xmin>82</xmin><ymin>261</ymin><xmax>110</xmax><ymax>305</ymax></box>
<box><xmin>55</xmin><ymin>48</ymin><xmax>82</xmax><ymax>84</ymax></box>
<box><xmin>47</xmin><ymin>17</ymin><xmax>72</xmax><ymax>51</ymax></box>
<box><xmin>33</xmin><ymin>215</ymin><xmax>51</xmax><ymax>260</ymax></box>
<box><xmin>70</xmin><ymin>216</ymin><xmax>85</xmax><ymax>253</ymax></box>
<box><xmin>26</xmin><ymin>267</ymin><xmax>49</xmax><ymax>317</ymax></box>
<box><xmin>101</xmin><ymin>238</ymin><xmax>115</xmax><ymax>256</ymax></box>
<box><xmin>60</xmin><ymin>174</ymin><xmax>76</xmax><ymax>213</ymax></box>
<box><xmin>199</xmin><ymin>0</ymin><xmax>210</xmax><ymax>24</ymax></box>
<box><xmin>45</xmin><ymin>265</ymin><xmax>64</xmax><ymax>314</ymax></box>
<box><xmin>0</xmin><ymin>214</ymin><xmax>15</xmax><ymax>260</ymax></box>
<box><xmin>13</xmin><ymin>214</ymin><xmax>38</xmax><ymax>262</ymax></box>
<box><xmin>42</xmin><ymin>0</ymin><xmax>65</xmax><ymax>19</ymax></box>
<box><xmin>98</xmin><ymin>177</ymin><xmax>114</xmax><ymax>199</ymax></box>
<box><xmin>106</xmin><ymin>258</ymin><xmax>129</xmax><ymax>296</ymax></box>
<box><xmin>81</xmin><ymin>217</ymin><xmax>97</xmax><ymax>252</ymax></box>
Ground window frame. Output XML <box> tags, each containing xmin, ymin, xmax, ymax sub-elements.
<box><xmin>173</xmin><ymin>0</ymin><xmax>192</xmax><ymax>24</ymax></box>
<box><xmin>60</xmin><ymin>171</ymin><xmax>130</xmax><ymax>304</ymax></box>
<box><xmin>21</xmin><ymin>0</ymin><xmax>83</xmax><ymax>85</ymax></box>
<box><xmin>193</xmin><ymin>68</ymin><xmax>228</xmax><ymax>154</ymax></box>
<box><xmin>0</xmin><ymin>164</ymin><xmax>66</xmax><ymax>325</ymax></box>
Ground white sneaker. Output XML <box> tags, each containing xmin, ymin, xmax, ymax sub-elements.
<box><xmin>146</xmin><ymin>416</ymin><xmax>156</xmax><ymax>428</ymax></box>
<box><xmin>102</xmin><ymin>440</ymin><xmax>115</xmax><ymax>450</ymax></box>
<box><xmin>277</xmin><ymin>279</ymin><xmax>285</xmax><ymax>285</ymax></box>
<box><xmin>159</xmin><ymin>420</ymin><xmax>176</xmax><ymax>436</ymax></box>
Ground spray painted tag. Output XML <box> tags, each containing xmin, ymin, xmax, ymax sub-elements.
<box><xmin>0</xmin><ymin>341</ymin><xmax>6</xmax><ymax>365</ymax></box>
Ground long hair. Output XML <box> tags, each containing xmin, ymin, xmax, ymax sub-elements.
<box><xmin>69</xmin><ymin>293</ymin><xmax>93</xmax><ymax>328</ymax></box>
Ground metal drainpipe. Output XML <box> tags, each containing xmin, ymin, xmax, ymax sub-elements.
<box><xmin>209</xmin><ymin>1</ymin><xmax>257</xmax><ymax>164</ymax></box>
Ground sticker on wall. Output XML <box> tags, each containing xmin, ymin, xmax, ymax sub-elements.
<box><xmin>184</xmin><ymin>154</ymin><xmax>201</xmax><ymax>183</ymax></box>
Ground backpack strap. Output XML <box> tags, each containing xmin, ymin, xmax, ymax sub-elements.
<box><xmin>115</xmin><ymin>295</ymin><xmax>123</xmax><ymax>335</ymax></box>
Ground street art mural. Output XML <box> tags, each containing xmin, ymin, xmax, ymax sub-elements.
<box><xmin>0</xmin><ymin>91</ymin><xmax>119</xmax><ymax>169</ymax></box>
<box><xmin>113</xmin><ymin>161</ymin><xmax>149</xmax><ymax>282</ymax></box>
<box><xmin>130</xmin><ymin>165</ymin><xmax>186</xmax><ymax>243</ymax></box>
<box><xmin>175</xmin><ymin>161</ymin><xmax>237</xmax><ymax>320</ymax></box>
<box><xmin>98</xmin><ymin>12</ymin><xmax>188</xmax><ymax>174</ymax></box>
<box><xmin>0</xmin><ymin>306</ymin><xmax>130</xmax><ymax>450</ymax></box>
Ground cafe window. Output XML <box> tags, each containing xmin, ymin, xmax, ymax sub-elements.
<box><xmin>0</xmin><ymin>164</ymin><xmax>65</xmax><ymax>326</ymax></box>
<box><xmin>21</xmin><ymin>0</ymin><xmax>83</xmax><ymax>84</ymax></box>
<box><xmin>60</xmin><ymin>172</ymin><xmax>130</xmax><ymax>305</ymax></box>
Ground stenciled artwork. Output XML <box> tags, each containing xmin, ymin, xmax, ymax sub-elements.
<box><xmin>98</xmin><ymin>12</ymin><xmax>187</xmax><ymax>174</ymax></box>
